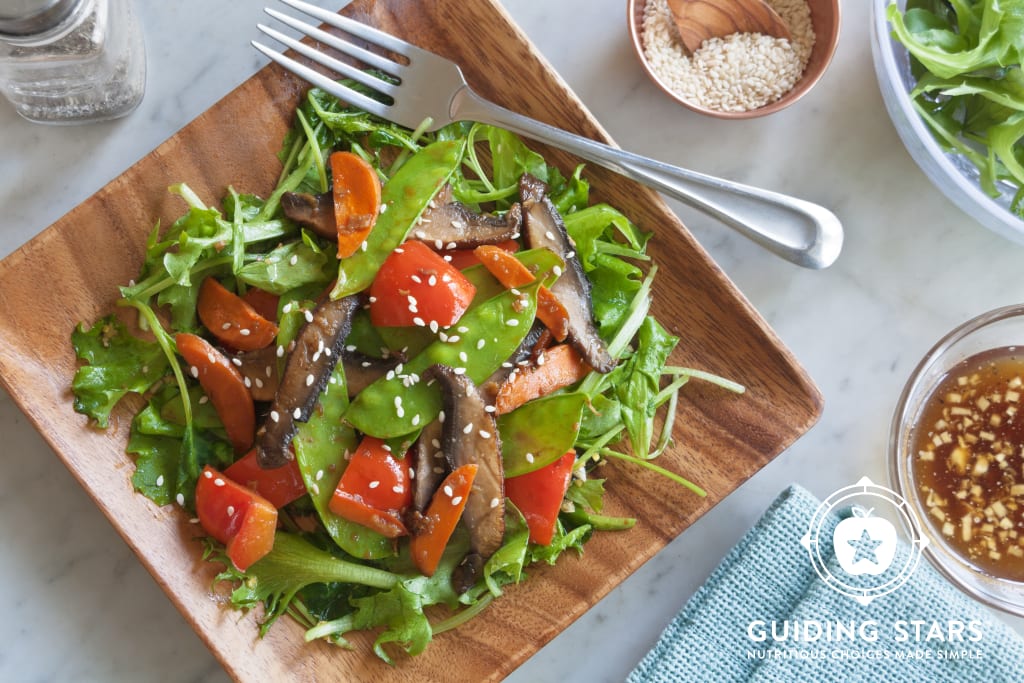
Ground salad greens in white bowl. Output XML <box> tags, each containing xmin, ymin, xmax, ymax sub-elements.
<box><xmin>871</xmin><ymin>0</ymin><xmax>1024</xmax><ymax>243</ymax></box>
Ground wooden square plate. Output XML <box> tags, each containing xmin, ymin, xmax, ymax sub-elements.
<box><xmin>0</xmin><ymin>0</ymin><xmax>822</xmax><ymax>680</ymax></box>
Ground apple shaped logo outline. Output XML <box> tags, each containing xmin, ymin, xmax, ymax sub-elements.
<box><xmin>833</xmin><ymin>506</ymin><xmax>898</xmax><ymax>576</ymax></box>
<box><xmin>800</xmin><ymin>477</ymin><xmax>928</xmax><ymax>606</ymax></box>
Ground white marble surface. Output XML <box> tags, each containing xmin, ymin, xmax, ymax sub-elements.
<box><xmin>3</xmin><ymin>0</ymin><xmax>1024</xmax><ymax>681</ymax></box>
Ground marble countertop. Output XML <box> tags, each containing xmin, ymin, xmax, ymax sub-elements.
<box><xmin>3</xmin><ymin>0</ymin><xmax>1024</xmax><ymax>681</ymax></box>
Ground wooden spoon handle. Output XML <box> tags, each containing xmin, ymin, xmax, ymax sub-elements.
<box><xmin>667</xmin><ymin>0</ymin><xmax>792</xmax><ymax>54</ymax></box>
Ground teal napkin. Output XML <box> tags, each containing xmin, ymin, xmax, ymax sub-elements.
<box><xmin>628</xmin><ymin>485</ymin><xmax>1024</xmax><ymax>682</ymax></box>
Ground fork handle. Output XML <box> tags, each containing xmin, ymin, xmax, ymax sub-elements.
<box><xmin>452</xmin><ymin>88</ymin><xmax>842</xmax><ymax>269</ymax></box>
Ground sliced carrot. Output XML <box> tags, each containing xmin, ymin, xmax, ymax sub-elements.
<box><xmin>241</xmin><ymin>287</ymin><xmax>280</xmax><ymax>322</ymax></box>
<box><xmin>410</xmin><ymin>464</ymin><xmax>478</xmax><ymax>577</ymax></box>
<box><xmin>197</xmin><ymin>278</ymin><xmax>278</xmax><ymax>351</ymax></box>
<box><xmin>331</xmin><ymin>151</ymin><xmax>382</xmax><ymax>258</ymax></box>
<box><xmin>442</xmin><ymin>239</ymin><xmax>520</xmax><ymax>270</ymax></box>
<box><xmin>175</xmin><ymin>333</ymin><xmax>255</xmax><ymax>453</ymax></box>
<box><xmin>473</xmin><ymin>245</ymin><xmax>570</xmax><ymax>341</ymax></box>
<box><xmin>494</xmin><ymin>343</ymin><xmax>592</xmax><ymax>415</ymax></box>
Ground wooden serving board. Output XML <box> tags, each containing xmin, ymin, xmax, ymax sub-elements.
<box><xmin>0</xmin><ymin>0</ymin><xmax>821</xmax><ymax>680</ymax></box>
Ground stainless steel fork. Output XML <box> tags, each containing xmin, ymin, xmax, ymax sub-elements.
<box><xmin>253</xmin><ymin>0</ymin><xmax>843</xmax><ymax>269</ymax></box>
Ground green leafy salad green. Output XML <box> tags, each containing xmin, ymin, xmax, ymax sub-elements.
<box><xmin>888</xmin><ymin>0</ymin><xmax>1024</xmax><ymax>212</ymax></box>
<box><xmin>70</xmin><ymin>82</ymin><xmax>743</xmax><ymax>662</ymax></box>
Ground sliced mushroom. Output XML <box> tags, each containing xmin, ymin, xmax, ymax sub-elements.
<box><xmin>256</xmin><ymin>295</ymin><xmax>360</xmax><ymax>468</ymax></box>
<box><xmin>231</xmin><ymin>345</ymin><xmax>280</xmax><ymax>402</ymax></box>
<box><xmin>519</xmin><ymin>174</ymin><xmax>616</xmax><ymax>373</ymax></box>
<box><xmin>479</xmin><ymin>321</ymin><xmax>546</xmax><ymax>403</ymax></box>
<box><xmin>280</xmin><ymin>192</ymin><xmax>336</xmax><ymax>240</ymax></box>
<box><xmin>424</xmin><ymin>364</ymin><xmax>505</xmax><ymax>593</ymax></box>
<box><xmin>410</xmin><ymin>184</ymin><xmax>522</xmax><ymax>249</ymax></box>
<box><xmin>411</xmin><ymin>420</ymin><xmax>447</xmax><ymax>513</ymax></box>
<box><xmin>342</xmin><ymin>350</ymin><xmax>402</xmax><ymax>399</ymax></box>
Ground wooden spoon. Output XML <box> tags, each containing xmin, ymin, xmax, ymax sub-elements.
<box><xmin>666</xmin><ymin>0</ymin><xmax>792</xmax><ymax>54</ymax></box>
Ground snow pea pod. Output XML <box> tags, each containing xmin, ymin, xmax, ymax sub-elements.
<box><xmin>345</xmin><ymin>284</ymin><xmax>539</xmax><ymax>439</ymax></box>
<box><xmin>498</xmin><ymin>392</ymin><xmax>586</xmax><ymax>477</ymax></box>
<box><xmin>331</xmin><ymin>139</ymin><xmax>464</xmax><ymax>299</ymax></box>
<box><xmin>293</xmin><ymin>363</ymin><xmax>395</xmax><ymax>560</ymax></box>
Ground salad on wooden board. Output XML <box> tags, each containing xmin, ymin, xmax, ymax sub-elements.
<box><xmin>70</xmin><ymin>77</ymin><xmax>743</xmax><ymax>662</ymax></box>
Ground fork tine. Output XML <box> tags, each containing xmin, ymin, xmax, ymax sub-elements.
<box><xmin>278</xmin><ymin>0</ymin><xmax>430</xmax><ymax>60</ymax></box>
<box><xmin>264</xmin><ymin>8</ymin><xmax>402</xmax><ymax>78</ymax></box>
<box><xmin>256</xmin><ymin>23</ymin><xmax>398</xmax><ymax>99</ymax></box>
<box><xmin>251</xmin><ymin>40</ymin><xmax>392</xmax><ymax>118</ymax></box>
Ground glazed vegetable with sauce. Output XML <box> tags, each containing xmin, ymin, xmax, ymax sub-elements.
<box><xmin>70</xmin><ymin>82</ymin><xmax>744</xmax><ymax>661</ymax></box>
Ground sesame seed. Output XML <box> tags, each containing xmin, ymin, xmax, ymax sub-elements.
<box><xmin>490</xmin><ymin>497</ymin><xmax>500</xmax><ymax>508</ymax></box>
<box><xmin>459</xmin><ymin>351</ymin><xmax>468</xmax><ymax>363</ymax></box>
<box><xmin>360</xmin><ymin>240</ymin><xmax>368</xmax><ymax>252</ymax></box>
<box><xmin>156</xmin><ymin>475</ymin><xmax>164</xmax><ymax>487</ymax></box>
<box><xmin>368</xmin><ymin>296</ymin><xmax>377</xmax><ymax>303</ymax></box>
<box><xmin>444</xmin><ymin>485</ymin><xmax>454</xmax><ymax>497</ymax></box>
<box><xmin>392</xmin><ymin>485</ymin><xmax>404</xmax><ymax>494</ymax></box>
<box><xmin>447</xmin><ymin>335</ymin><xmax>461</xmax><ymax>343</ymax></box>
<box><xmin>553</xmin><ymin>265</ymin><xmax>563</xmax><ymax>277</ymax></box>
<box><xmin>409</xmin><ymin>467</ymin><xmax>415</xmax><ymax>479</ymax></box>
<box><xmin>463</xmin><ymin>422</ymin><xmax>474</xmax><ymax>434</ymax></box>
<box><xmin>239</xmin><ymin>328</ymin><xmax>251</xmax><ymax>337</ymax></box>
<box><xmin>477</xmin><ymin>339</ymin><xmax>486</xmax><ymax>349</ymax></box>
<box><xmin>283</xmin><ymin>302</ymin><xmax>293</xmax><ymax>314</ymax></box>
<box><xmin>277</xmin><ymin>345</ymin><xmax>285</xmax><ymax>358</ymax></box>
<box><xmin>221</xmin><ymin>322</ymin><xmax>232</xmax><ymax>330</ymax></box>
<box><xmin>176</xmin><ymin>493</ymin><xmax>185</xmax><ymax>506</ymax></box>
<box><xmin>479</xmin><ymin>430</ymin><xmax>491</xmax><ymax>439</ymax></box>
<box><xmin>442</xmin><ymin>274</ymin><xmax>452</xmax><ymax>283</ymax></box>
<box><xmin>439</xmin><ymin>410</ymin><xmax>446</xmax><ymax>423</ymax></box>
<box><xmin>411</xmin><ymin>274</ymin><xmax>422</xmax><ymax>284</ymax></box>
<box><xmin>231</xmin><ymin>357</ymin><xmax>242</xmax><ymax>366</ymax></box>
<box><xmin>484</xmin><ymin>405</ymin><xmax>496</xmax><ymax>413</ymax></box>
<box><xmin>453</xmin><ymin>367</ymin><xmax>467</xmax><ymax>375</ymax></box>
<box><xmin>304</xmin><ymin>310</ymin><xmax>314</xmax><ymax>323</ymax></box>
<box><xmin>526</xmin><ymin>453</ymin><xmax>535</xmax><ymax>463</ymax></box>
<box><xmin>451</xmin><ymin>496</ymin><xmax>463</xmax><ymax>505</ymax></box>
<box><xmin>386</xmin><ymin>370</ymin><xmax>396</xmax><ymax>380</ymax></box>
<box><xmin>204</xmin><ymin>470</ymin><xmax>213</xmax><ymax>479</ymax></box>
<box><xmin>306</xmin><ymin>373</ymin><xmax>315</xmax><ymax>387</ymax></box>
<box><xmin>265</xmin><ymin>365</ymin><xmax>273</xmax><ymax>377</ymax></box>
<box><xmin>415</xmin><ymin>230</ymin><xmax>426</xmax><ymax>239</ymax></box>
<box><xmin>345</xmin><ymin>344</ymin><xmax>357</xmax><ymax>352</ymax></box>
<box><xmin>289</xmin><ymin>254</ymin><xmax>299</xmax><ymax>266</ymax></box>
<box><xmin>428</xmin><ymin>275</ymin><xmax>437</xmax><ymax>286</ymax></box>
<box><xmin>394</xmin><ymin>247</ymin><xmax>404</xmax><ymax>254</ymax></box>
<box><xmin>369</xmin><ymin>480</ymin><xmax>380</xmax><ymax>489</ymax></box>
<box><xmin>190</xmin><ymin>366</ymin><xmax>199</xmax><ymax>378</ymax></box>
<box><xmin>545</xmin><ymin>231</ymin><xmax>555</xmax><ymax>240</ymax></box>
<box><xmin>506</xmin><ymin>319</ymin><xmax>520</xmax><ymax>326</ymax></box>
<box><xmin>429</xmin><ymin>320</ymin><xmax>439</xmax><ymax>333</ymax></box>
<box><xmin>413</xmin><ymin>317</ymin><xmax>426</xmax><ymax>327</ymax></box>
<box><xmin>412</xmin><ymin>414</ymin><xmax>421</xmax><ymax>426</ymax></box>
<box><xmin>198</xmin><ymin>396</ymin><xmax>209</xmax><ymax>405</ymax></box>
<box><xmin>214</xmin><ymin>478</ymin><xmax>226</xmax><ymax>487</ymax></box>
<box><xmin>312</xmin><ymin>482</ymin><xmax>320</xmax><ymax>495</ymax></box>
<box><xmin>293</xmin><ymin>407</ymin><xmax>302</xmax><ymax>419</ymax></box>
<box><xmin>226</xmin><ymin>505</ymin><xmax>236</xmax><ymax>516</ymax></box>
<box><xmin>244</xmin><ymin>377</ymin><xmax>252</xmax><ymax>388</ymax></box>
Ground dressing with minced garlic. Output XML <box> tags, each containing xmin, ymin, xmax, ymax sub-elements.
<box><xmin>913</xmin><ymin>347</ymin><xmax>1024</xmax><ymax>581</ymax></box>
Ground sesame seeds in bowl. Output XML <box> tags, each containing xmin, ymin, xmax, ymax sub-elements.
<box><xmin>627</xmin><ymin>0</ymin><xmax>840</xmax><ymax>119</ymax></box>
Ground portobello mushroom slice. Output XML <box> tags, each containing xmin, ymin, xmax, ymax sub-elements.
<box><xmin>255</xmin><ymin>295</ymin><xmax>360</xmax><ymax>468</ymax></box>
<box><xmin>230</xmin><ymin>345</ymin><xmax>280</xmax><ymax>402</ymax></box>
<box><xmin>410</xmin><ymin>184</ymin><xmax>522</xmax><ymax>249</ymax></box>
<box><xmin>342</xmin><ymin>349</ymin><xmax>402</xmax><ymax>399</ymax></box>
<box><xmin>410</xmin><ymin>420</ymin><xmax>447</xmax><ymax>514</ymax></box>
<box><xmin>479</xmin><ymin>321</ymin><xmax>546</xmax><ymax>403</ymax></box>
<box><xmin>280</xmin><ymin>191</ymin><xmax>336</xmax><ymax>240</ymax></box>
<box><xmin>424</xmin><ymin>364</ymin><xmax>505</xmax><ymax>593</ymax></box>
<box><xmin>519</xmin><ymin>174</ymin><xmax>616</xmax><ymax>373</ymax></box>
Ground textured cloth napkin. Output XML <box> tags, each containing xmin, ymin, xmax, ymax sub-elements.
<box><xmin>628</xmin><ymin>485</ymin><xmax>1024</xmax><ymax>682</ymax></box>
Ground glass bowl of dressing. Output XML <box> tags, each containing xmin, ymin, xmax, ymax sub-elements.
<box><xmin>891</xmin><ymin>305</ymin><xmax>1024</xmax><ymax>615</ymax></box>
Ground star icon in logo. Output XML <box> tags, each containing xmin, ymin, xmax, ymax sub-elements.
<box><xmin>847</xmin><ymin>528</ymin><xmax>884</xmax><ymax>565</ymax></box>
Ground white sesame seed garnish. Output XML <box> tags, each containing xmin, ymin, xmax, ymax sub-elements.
<box><xmin>345</xmin><ymin>344</ymin><xmax>357</xmax><ymax>352</ymax></box>
<box><xmin>156</xmin><ymin>475</ymin><xmax>165</xmax><ymax>487</ymax></box>
<box><xmin>477</xmin><ymin>339</ymin><xmax>486</xmax><ymax>349</ymax></box>
<box><xmin>204</xmin><ymin>470</ymin><xmax>213</xmax><ymax>479</ymax></box>
<box><xmin>231</xmin><ymin>357</ymin><xmax>242</xmax><ymax>366</ymax></box>
<box><xmin>277</xmin><ymin>345</ymin><xmax>285</xmax><ymax>358</ymax></box>
<box><xmin>463</xmin><ymin>422</ymin><xmax>474</xmax><ymax>434</ymax></box>
<box><xmin>392</xmin><ymin>485</ymin><xmax>404</xmax><ymax>494</ymax></box>
<box><xmin>386</xmin><ymin>370</ymin><xmax>396</xmax><ymax>381</ymax></box>
<box><xmin>176</xmin><ymin>493</ymin><xmax>186</xmax><ymax>506</ymax></box>
<box><xmin>410</xmin><ymin>274</ymin><xmax>422</xmax><ymax>284</ymax></box>
<box><xmin>490</xmin><ymin>497</ymin><xmax>500</xmax><ymax>508</ymax></box>
<box><xmin>412</xmin><ymin>414</ymin><xmax>421</xmax><ymax>426</ymax></box>
<box><xmin>214</xmin><ymin>478</ymin><xmax>226</xmax><ymax>487</ymax></box>
<box><xmin>226</xmin><ymin>505</ymin><xmax>236</xmax><ymax>516</ymax></box>
<box><xmin>506</xmin><ymin>319</ymin><xmax>520</xmax><ymax>326</ymax></box>
<box><xmin>239</xmin><ymin>328</ymin><xmax>251</xmax><ymax>337</ymax></box>
<box><xmin>380</xmin><ymin>203</ymin><xmax>388</xmax><ymax>213</ymax></box>
<box><xmin>545</xmin><ymin>231</ymin><xmax>555</xmax><ymax>240</ymax></box>
<box><xmin>368</xmin><ymin>296</ymin><xmax>377</xmax><ymax>303</ymax></box>
<box><xmin>431</xmin><ymin>438</ymin><xmax>441</xmax><ymax>448</ymax></box>
<box><xmin>369</xmin><ymin>480</ymin><xmax>380</xmax><ymax>489</ymax></box>
<box><xmin>451</xmin><ymin>496</ymin><xmax>463</xmax><ymax>505</ymax></box>
<box><xmin>435</xmin><ymin>239</ymin><xmax>444</xmax><ymax>250</ymax></box>
<box><xmin>190</xmin><ymin>366</ymin><xmax>199</xmax><ymax>378</ymax></box>
<box><xmin>413</xmin><ymin>317</ymin><xmax>426</xmax><ymax>327</ymax></box>
<box><xmin>479</xmin><ymin>430</ymin><xmax>491</xmax><ymax>439</ymax></box>
<box><xmin>428</xmin><ymin>275</ymin><xmax>437</xmax><ymax>286</ymax></box>
<box><xmin>283</xmin><ymin>302</ymin><xmax>293</xmax><ymax>314</ymax></box>
<box><xmin>306</xmin><ymin>373</ymin><xmax>315</xmax><ymax>386</ymax></box>
<box><xmin>439</xmin><ymin>410</ymin><xmax>446</xmax><ymax>423</ymax></box>
<box><xmin>360</xmin><ymin>240</ymin><xmax>369</xmax><ymax>252</ymax></box>
<box><xmin>265</xmin><ymin>365</ymin><xmax>273</xmax><ymax>377</ymax></box>
<box><xmin>415</xmin><ymin>230</ymin><xmax>426</xmax><ymax>239</ymax></box>
<box><xmin>453</xmin><ymin>367</ymin><xmax>467</xmax><ymax>375</ymax></box>
<box><xmin>409</xmin><ymin>467</ymin><xmax>415</xmax><ymax>479</ymax></box>
<box><xmin>444</xmin><ymin>485</ymin><xmax>454</xmax><ymax>497</ymax></box>
<box><xmin>198</xmin><ymin>396</ymin><xmax>209</xmax><ymax>405</ymax></box>
<box><xmin>304</xmin><ymin>310</ymin><xmax>314</xmax><ymax>323</ymax></box>
<box><xmin>458</xmin><ymin>351</ymin><xmax>468</xmax><ymax>363</ymax></box>
<box><xmin>485</xmin><ymin>405</ymin><xmax>496</xmax><ymax>413</ymax></box>
<box><xmin>244</xmin><ymin>377</ymin><xmax>252</xmax><ymax>388</ymax></box>
<box><xmin>293</xmin><ymin>407</ymin><xmax>302</xmax><ymax>419</ymax></box>
<box><xmin>442</xmin><ymin>274</ymin><xmax>453</xmax><ymax>283</ymax></box>
<box><xmin>311</xmin><ymin>482</ymin><xmax>320</xmax><ymax>495</ymax></box>
<box><xmin>394</xmin><ymin>247</ymin><xmax>404</xmax><ymax>254</ymax></box>
<box><xmin>447</xmin><ymin>335</ymin><xmax>461</xmax><ymax>343</ymax></box>
<box><xmin>289</xmin><ymin>254</ymin><xmax>299</xmax><ymax>266</ymax></box>
<box><xmin>221</xmin><ymin>322</ymin><xmax>232</xmax><ymax>330</ymax></box>
<box><xmin>553</xmin><ymin>265</ymin><xmax>563</xmax><ymax>277</ymax></box>
<box><xmin>526</xmin><ymin>453</ymin><xmax>535</xmax><ymax>463</ymax></box>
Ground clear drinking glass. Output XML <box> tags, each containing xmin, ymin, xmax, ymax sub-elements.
<box><xmin>0</xmin><ymin>0</ymin><xmax>146</xmax><ymax>124</ymax></box>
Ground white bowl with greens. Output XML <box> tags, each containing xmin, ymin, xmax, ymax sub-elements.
<box><xmin>871</xmin><ymin>0</ymin><xmax>1024</xmax><ymax>243</ymax></box>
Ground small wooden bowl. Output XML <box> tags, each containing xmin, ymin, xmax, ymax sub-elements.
<box><xmin>628</xmin><ymin>0</ymin><xmax>840</xmax><ymax>119</ymax></box>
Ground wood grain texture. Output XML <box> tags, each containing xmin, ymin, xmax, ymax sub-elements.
<box><xmin>0</xmin><ymin>0</ymin><xmax>822</xmax><ymax>681</ymax></box>
<box><xmin>667</xmin><ymin>0</ymin><xmax>791</xmax><ymax>54</ymax></box>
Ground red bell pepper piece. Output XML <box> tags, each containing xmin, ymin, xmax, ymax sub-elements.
<box><xmin>369</xmin><ymin>240</ymin><xmax>476</xmax><ymax>328</ymax></box>
<box><xmin>195</xmin><ymin>465</ymin><xmax>278</xmax><ymax>571</ymax></box>
<box><xmin>328</xmin><ymin>436</ymin><xmax>413</xmax><ymax>538</ymax></box>
<box><xmin>410</xmin><ymin>464</ymin><xmax>478</xmax><ymax>576</ymax></box>
<box><xmin>504</xmin><ymin>450</ymin><xmax>576</xmax><ymax>546</ymax></box>
<box><xmin>224</xmin><ymin>447</ymin><xmax>306</xmax><ymax>509</ymax></box>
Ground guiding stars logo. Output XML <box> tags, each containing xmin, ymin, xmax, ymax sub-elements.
<box><xmin>801</xmin><ymin>477</ymin><xmax>928</xmax><ymax>605</ymax></box>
